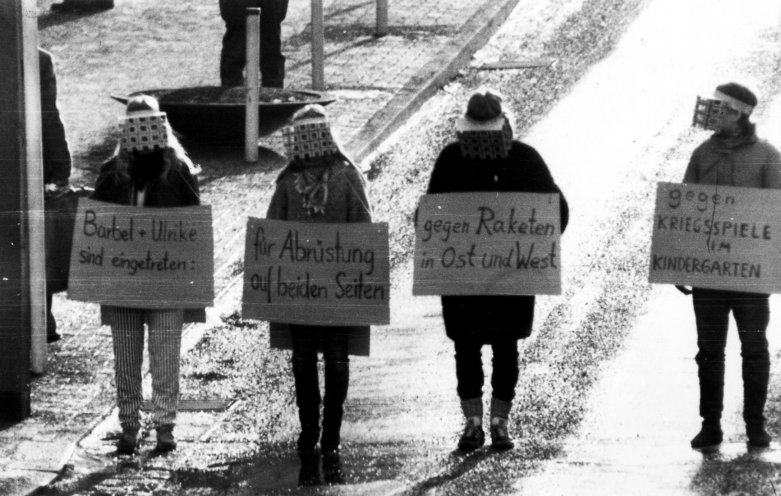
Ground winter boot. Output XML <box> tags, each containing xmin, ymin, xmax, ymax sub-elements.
<box><xmin>155</xmin><ymin>424</ymin><xmax>177</xmax><ymax>452</ymax></box>
<box><xmin>457</xmin><ymin>398</ymin><xmax>484</xmax><ymax>452</ymax></box>
<box><xmin>744</xmin><ymin>360</ymin><xmax>771</xmax><ymax>447</ymax></box>
<box><xmin>116</xmin><ymin>425</ymin><xmax>139</xmax><ymax>454</ymax></box>
<box><xmin>691</xmin><ymin>365</ymin><xmax>724</xmax><ymax>449</ymax></box>
<box><xmin>297</xmin><ymin>406</ymin><xmax>321</xmax><ymax>453</ymax></box>
<box><xmin>690</xmin><ymin>419</ymin><xmax>723</xmax><ymax>449</ymax></box>
<box><xmin>489</xmin><ymin>397</ymin><xmax>514</xmax><ymax>450</ymax></box>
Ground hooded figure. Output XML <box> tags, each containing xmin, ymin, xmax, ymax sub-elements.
<box><xmin>426</xmin><ymin>89</ymin><xmax>569</xmax><ymax>451</ymax></box>
<box><xmin>266</xmin><ymin>105</ymin><xmax>371</xmax><ymax>475</ymax></box>
<box><xmin>92</xmin><ymin>95</ymin><xmax>203</xmax><ymax>454</ymax></box>
<box><xmin>683</xmin><ymin>82</ymin><xmax>781</xmax><ymax>449</ymax></box>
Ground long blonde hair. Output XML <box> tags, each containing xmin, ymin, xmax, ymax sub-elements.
<box><xmin>107</xmin><ymin>94</ymin><xmax>197</xmax><ymax>185</ymax></box>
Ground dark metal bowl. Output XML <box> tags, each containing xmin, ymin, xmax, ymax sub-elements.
<box><xmin>110</xmin><ymin>86</ymin><xmax>336</xmax><ymax>145</ymax></box>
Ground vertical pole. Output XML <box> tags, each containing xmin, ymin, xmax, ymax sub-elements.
<box><xmin>0</xmin><ymin>0</ymin><xmax>32</xmax><ymax>421</ymax></box>
<box><xmin>375</xmin><ymin>0</ymin><xmax>388</xmax><ymax>37</ymax></box>
<box><xmin>23</xmin><ymin>0</ymin><xmax>47</xmax><ymax>375</ymax></box>
<box><xmin>245</xmin><ymin>7</ymin><xmax>260</xmax><ymax>162</ymax></box>
<box><xmin>311</xmin><ymin>0</ymin><xmax>325</xmax><ymax>91</ymax></box>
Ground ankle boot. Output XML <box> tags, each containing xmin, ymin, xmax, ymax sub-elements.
<box><xmin>297</xmin><ymin>406</ymin><xmax>320</xmax><ymax>453</ymax></box>
<box><xmin>691</xmin><ymin>419</ymin><xmax>723</xmax><ymax>449</ymax></box>
<box><xmin>116</xmin><ymin>425</ymin><xmax>139</xmax><ymax>454</ymax></box>
<box><xmin>155</xmin><ymin>424</ymin><xmax>177</xmax><ymax>452</ymax></box>
<box><xmin>691</xmin><ymin>365</ymin><xmax>724</xmax><ymax>449</ymax></box>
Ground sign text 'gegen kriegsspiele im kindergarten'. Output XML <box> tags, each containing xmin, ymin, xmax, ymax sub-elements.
<box><xmin>413</xmin><ymin>192</ymin><xmax>562</xmax><ymax>296</ymax></box>
<box><xmin>67</xmin><ymin>198</ymin><xmax>215</xmax><ymax>309</ymax></box>
<box><xmin>242</xmin><ymin>219</ymin><xmax>390</xmax><ymax>326</ymax></box>
<box><xmin>649</xmin><ymin>182</ymin><xmax>781</xmax><ymax>293</ymax></box>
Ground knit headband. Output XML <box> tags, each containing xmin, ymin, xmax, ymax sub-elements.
<box><xmin>456</xmin><ymin>115</ymin><xmax>512</xmax><ymax>159</ymax></box>
<box><xmin>713</xmin><ymin>89</ymin><xmax>754</xmax><ymax>115</ymax></box>
<box><xmin>119</xmin><ymin>111</ymin><xmax>169</xmax><ymax>152</ymax></box>
<box><xmin>283</xmin><ymin>116</ymin><xmax>340</xmax><ymax>160</ymax></box>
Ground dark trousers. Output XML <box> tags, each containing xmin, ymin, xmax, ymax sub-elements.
<box><xmin>453</xmin><ymin>337</ymin><xmax>519</xmax><ymax>402</ymax></box>
<box><xmin>219</xmin><ymin>0</ymin><xmax>288</xmax><ymax>87</ymax></box>
<box><xmin>692</xmin><ymin>288</ymin><xmax>770</xmax><ymax>423</ymax></box>
<box><xmin>290</xmin><ymin>325</ymin><xmax>349</xmax><ymax>409</ymax></box>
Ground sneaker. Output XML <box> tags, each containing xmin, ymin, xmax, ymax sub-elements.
<box><xmin>155</xmin><ymin>425</ymin><xmax>177</xmax><ymax>452</ymax></box>
<box><xmin>457</xmin><ymin>420</ymin><xmax>485</xmax><ymax>452</ymax></box>
<box><xmin>747</xmin><ymin>423</ymin><xmax>772</xmax><ymax>448</ymax></box>
<box><xmin>490</xmin><ymin>424</ymin><xmax>515</xmax><ymax>450</ymax></box>
<box><xmin>116</xmin><ymin>427</ymin><xmax>138</xmax><ymax>454</ymax></box>
<box><xmin>690</xmin><ymin>422</ymin><xmax>723</xmax><ymax>449</ymax></box>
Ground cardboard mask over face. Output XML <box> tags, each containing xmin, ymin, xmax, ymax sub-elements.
<box><xmin>692</xmin><ymin>90</ymin><xmax>755</xmax><ymax>131</ymax></box>
<box><xmin>282</xmin><ymin>116</ymin><xmax>340</xmax><ymax>160</ymax></box>
<box><xmin>119</xmin><ymin>111</ymin><xmax>169</xmax><ymax>152</ymax></box>
<box><xmin>456</xmin><ymin>115</ymin><xmax>513</xmax><ymax>159</ymax></box>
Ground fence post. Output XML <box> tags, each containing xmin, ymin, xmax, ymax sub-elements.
<box><xmin>245</xmin><ymin>7</ymin><xmax>260</xmax><ymax>162</ymax></box>
<box><xmin>311</xmin><ymin>0</ymin><xmax>325</xmax><ymax>90</ymax></box>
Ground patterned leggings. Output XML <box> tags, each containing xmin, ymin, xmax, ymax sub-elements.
<box><xmin>108</xmin><ymin>308</ymin><xmax>183</xmax><ymax>430</ymax></box>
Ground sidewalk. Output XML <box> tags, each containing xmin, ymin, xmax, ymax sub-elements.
<box><xmin>0</xmin><ymin>0</ymin><xmax>519</xmax><ymax>494</ymax></box>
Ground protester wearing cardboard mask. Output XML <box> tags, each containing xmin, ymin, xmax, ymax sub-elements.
<box><xmin>92</xmin><ymin>95</ymin><xmax>203</xmax><ymax>454</ymax></box>
<box><xmin>266</xmin><ymin>105</ymin><xmax>371</xmax><ymax>483</ymax></box>
<box><xmin>683</xmin><ymin>83</ymin><xmax>781</xmax><ymax>449</ymax></box>
<box><xmin>426</xmin><ymin>90</ymin><xmax>569</xmax><ymax>452</ymax></box>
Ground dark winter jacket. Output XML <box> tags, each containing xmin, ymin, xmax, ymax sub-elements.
<box><xmin>683</xmin><ymin>134</ymin><xmax>781</xmax><ymax>188</ymax></box>
<box><xmin>427</xmin><ymin>141</ymin><xmax>569</xmax><ymax>343</ymax></box>
<box><xmin>93</xmin><ymin>154</ymin><xmax>205</xmax><ymax>324</ymax></box>
<box><xmin>266</xmin><ymin>156</ymin><xmax>373</xmax><ymax>355</ymax></box>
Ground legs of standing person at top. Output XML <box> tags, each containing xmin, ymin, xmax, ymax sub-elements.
<box><xmin>110</xmin><ymin>307</ymin><xmax>145</xmax><ymax>454</ymax></box>
<box><xmin>691</xmin><ymin>289</ymin><xmax>730</xmax><ymax>448</ymax></box>
<box><xmin>219</xmin><ymin>0</ymin><xmax>250</xmax><ymax>86</ymax></box>
<box><xmin>453</xmin><ymin>337</ymin><xmax>485</xmax><ymax>451</ymax></box>
<box><xmin>489</xmin><ymin>338</ymin><xmax>519</xmax><ymax>450</ymax></box>
<box><xmin>147</xmin><ymin>310</ymin><xmax>184</xmax><ymax>452</ymax></box>
<box><xmin>291</xmin><ymin>325</ymin><xmax>322</xmax><ymax>453</ymax></box>
<box><xmin>219</xmin><ymin>0</ymin><xmax>288</xmax><ymax>87</ymax></box>
<box><xmin>733</xmin><ymin>293</ymin><xmax>771</xmax><ymax>447</ymax></box>
<box><xmin>259</xmin><ymin>0</ymin><xmax>288</xmax><ymax>88</ymax></box>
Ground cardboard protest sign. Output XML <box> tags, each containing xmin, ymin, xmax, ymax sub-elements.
<box><xmin>242</xmin><ymin>219</ymin><xmax>390</xmax><ymax>326</ymax></box>
<box><xmin>413</xmin><ymin>193</ymin><xmax>562</xmax><ymax>296</ymax></box>
<box><xmin>67</xmin><ymin>198</ymin><xmax>214</xmax><ymax>308</ymax></box>
<box><xmin>649</xmin><ymin>182</ymin><xmax>781</xmax><ymax>293</ymax></box>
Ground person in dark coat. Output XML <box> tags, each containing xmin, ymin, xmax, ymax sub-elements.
<box><xmin>426</xmin><ymin>90</ymin><xmax>569</xmax><ymax>451</ymax></box>
<box><xmin>219</xmin><ymin>0</ymin><xmax>288</xmax><ymax>87</ymax></box>
<box><xmin>682</xmin><ymin>82</ymin><xmax>781</xmax><ymax>449</ymax></box>
<box><xmin>266</xmin><ymin>105</ymin><xmax>372</xmax><ymax>471</ymax></box>
<box><xmin>39</xmin><ymin>48</ymin><xmax>73</xmax><ymax>344</ymax></box>
<box><xmin>92</xmin><ymin>95</ymin><xmax>203</xmax><ymax>454</ymax></box>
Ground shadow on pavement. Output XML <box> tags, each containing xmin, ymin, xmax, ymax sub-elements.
<box><xmin>690</xmin><ymin>445</ymin><xmax>781</xmax><ymax>496</ymax></box>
